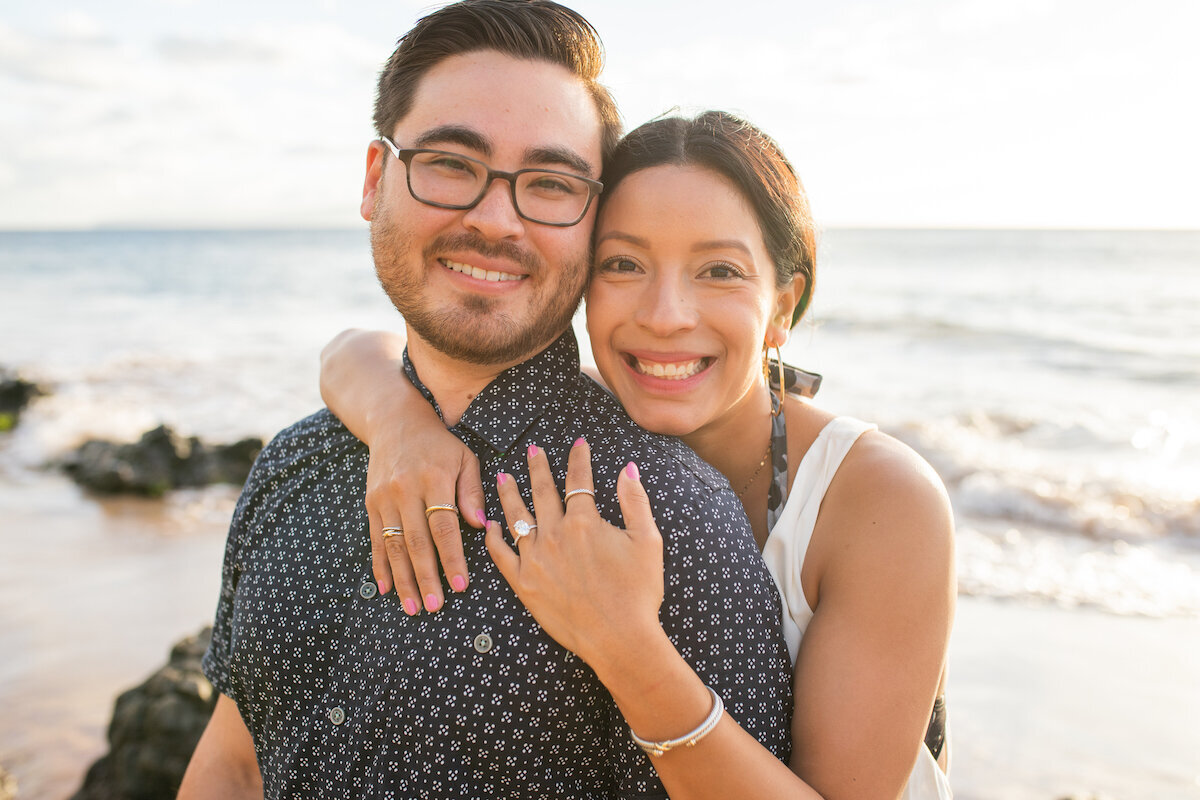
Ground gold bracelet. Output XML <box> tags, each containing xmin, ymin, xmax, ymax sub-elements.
<box><xmin>629</xmin><ymin>685</ymin><xmax>724</xmax><ymax>757</ymax></box>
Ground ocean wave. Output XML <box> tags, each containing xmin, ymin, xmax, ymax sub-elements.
<box><xmin>892</xmin><ymin>412</ymin><xmax>1200</xmax><ymax>542</ymax></box>
<box><xmin>955</xmin><ymin>521</ymin><xmax>1200</xmax><ymax>618</ymax></box>
<box><xmin>814</xmin><ymin>314</ymin><xmax>1200</xmax><ymax>385</ymax></box>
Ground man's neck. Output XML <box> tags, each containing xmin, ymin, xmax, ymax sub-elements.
<box><xmin>404</xmin><ymin>330</ymin><xmax>523</xmax><ymax>427</ymax></box>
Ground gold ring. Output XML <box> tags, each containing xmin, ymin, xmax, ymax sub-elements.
<box><xmin>424</xmin><ymin>504</ymin><xmax>459</xmax><ymax>520</ymax></box>
<box><xmin>381</xmin><ymin>526</ymin><xmax>404</xmax><ymax>539</ymax></box>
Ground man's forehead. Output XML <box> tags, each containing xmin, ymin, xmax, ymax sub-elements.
<box><xmin>394</xmin><ymin>50</ymin><xmax>603</xmax><ymax>172</ymax></box>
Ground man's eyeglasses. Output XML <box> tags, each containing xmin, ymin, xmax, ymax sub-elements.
<box><xmin>379</xmin><ymin>137</ymin><xmax>603</xmax><ymax>227</ymax></box>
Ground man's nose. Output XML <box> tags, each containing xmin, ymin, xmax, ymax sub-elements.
<box><xmin>461</xmin><ymin>178</ymin><xmax>524</xmax><ymax>240</ymax></box>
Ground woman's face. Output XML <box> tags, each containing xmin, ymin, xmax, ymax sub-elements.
<box><xmin>586</xmin><ymin>165</ymin><xmax>796</xmax><ymax>441</ymax></box>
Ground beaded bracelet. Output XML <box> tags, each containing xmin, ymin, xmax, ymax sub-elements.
<box><xmin>629</xmin><ymin>685</ymin><xmax>724</xmax><ymax>757</ymax></box>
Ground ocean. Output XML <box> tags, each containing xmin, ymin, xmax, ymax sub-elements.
<box><xmin>3</xmin><ymin>227</ymin><xmax>1197</xmax><ymax>616</ymax></box>
<box><xmin>1</xmin><ymin>228</ymin><xmax>1199</xmax><ymax>796</ymax></box>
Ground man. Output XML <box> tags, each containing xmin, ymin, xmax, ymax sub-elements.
<box><xmin>180</xmin><ymin>2</ymin><xmax>791</xmax><ymax>797</ymax></box>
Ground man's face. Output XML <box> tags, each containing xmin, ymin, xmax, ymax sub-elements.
<box><xmin>362</xmin><ymin>50</ymin><xmax>603</xmax><ymax>367</ymax></box>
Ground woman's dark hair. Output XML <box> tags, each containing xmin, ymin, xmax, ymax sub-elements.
<box><xmin>374</xmin><ymin>0</ymin><xmax>622</xmax><ymax>164</ymax></box>
<box><xmin>601</xmin><ymin>111</ymin><xmax>815</xmax><ymax>324</ymax></box>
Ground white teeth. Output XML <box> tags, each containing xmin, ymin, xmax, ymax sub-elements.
<box><xmin>443</xmin><ymin>259</ymin><xmax>521</xmax><ymax>282</ymax></box>
<box><xmin>634</xmin><ymin>358</ymin><xmax>706</xmax><ymax>380</ymax></box>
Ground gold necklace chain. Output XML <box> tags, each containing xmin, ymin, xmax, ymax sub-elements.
<box><xmin>736</xmin><ymin>439</ymin><xmax>773</xmax><ymax>498</ymax></box>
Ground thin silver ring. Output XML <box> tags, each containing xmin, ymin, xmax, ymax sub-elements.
<box><xmin>512</xmin><ymin>519</ymin><xmax>538</xmax><ymax>543</ymax></box>
<box><xmin>381</xmin><ymin>526</ymin><xmax>404</xmax><ymax>539</ymax></box>
<box><xmin>424</xmin><ymin>504</ymin><xmax>459</xmax><ymax>520</ymax></box>
<box><xmin>564</xmin><ymin>488</ymin><xmax>595</xmax><ymax>503</ymax></box>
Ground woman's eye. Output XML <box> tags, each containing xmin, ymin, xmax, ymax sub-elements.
<box><xmin>704</xmin><ymin>262</ymin><xmax>744</xmax><ymax>279</ymax></box>
<box><xmin>599</xmin><ymin>257</ymin><xmax>641</xmax><ymax>273</ymax></box>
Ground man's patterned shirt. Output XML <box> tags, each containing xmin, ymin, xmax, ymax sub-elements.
<box><xmin>202</xmin><ymin>330</ymin><xmax>792</xmax><ymax>798</ymax></box>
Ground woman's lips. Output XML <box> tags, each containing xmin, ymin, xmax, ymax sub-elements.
<box><xmin>624</xmin><ymin>354</ymin><xmax>712</xmax><ymax>381</ymax></box>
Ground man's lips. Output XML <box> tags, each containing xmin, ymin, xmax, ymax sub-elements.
<box><xmin>440</xmin><ymin>257</ymin><xmax>525</xmax><ymax>283</ymax></box>
<box><xmin>624</xmin><ymin>354</ymin><xmax>712</xmax><ymax>381</ymax></box>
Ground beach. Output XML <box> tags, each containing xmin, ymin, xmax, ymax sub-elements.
<box><xmin>2</xmin><ymin>228</ymin><xmax>1198</xmax><ymax>798</ymax></box>
<box><xmin>2</xmin><ymin>478</ymin><xmax>1197</xmax><ymax>798</ymax></box>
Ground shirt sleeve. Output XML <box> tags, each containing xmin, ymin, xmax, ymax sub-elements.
<box><xmin>200</xmin><ymin>433</ymin><xmax>278</xmax><ymax>697</ymax></box>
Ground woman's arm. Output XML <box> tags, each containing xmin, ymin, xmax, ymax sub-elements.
<box><xmin>789</xmin><ymin>432</ymin><xmax>955</xmax><ymax>796</ymax></box>
<box><xmin>488</xmin><ymin>442</ymin><xmax>817</xmax><ymax>800</ymax></box>
<box><xmin>487</xmin><ymin>437</ymin><xmax>953</xmax><ymax>800</ymax></box>
<box><xmin>319</xmin><ymin>329</ymin><xmax>486</xmax><ymax>613</ymax></box>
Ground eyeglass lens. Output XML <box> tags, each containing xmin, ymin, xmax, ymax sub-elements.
<box><xmin>407</xmin><ymin>151</ymin><xmax>592</xmax><ymax>224</ymax></box>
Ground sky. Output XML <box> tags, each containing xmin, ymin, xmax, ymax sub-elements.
<box><xmin>1</xmin><ymin>0</ymin><xmax>1198</xmax><ymax>230</ymax></box>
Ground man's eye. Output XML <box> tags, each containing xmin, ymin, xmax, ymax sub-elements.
<box><xmin>527</xmin><ymin>175</ymin><xmax>581</xmax><ymax>196</ymax></box>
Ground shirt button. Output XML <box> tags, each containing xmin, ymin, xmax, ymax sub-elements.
<box><xmin>328</xmin><ymin>706</ymin><xmax>345</xmax><ymax>725</ymax></box>
<box><xmin>359</xmin><ymin>580</ymin><xmax>378</xmax><ymax>599</ymax></box>
<box><xmin>473</xmin><ymin>633</ymin><xmax>493</xmax><ymax>653</ymax></box>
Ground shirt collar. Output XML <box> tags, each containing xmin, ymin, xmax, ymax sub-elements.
<box><xmin>402</xmin><ymin>330</ymin><xmax>582</xmax><ymax>457</ymax></box>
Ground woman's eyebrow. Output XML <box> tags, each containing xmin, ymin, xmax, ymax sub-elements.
<box><xmin>692</xmin><ymin>239</ymin><xmax>754</xmax><ymax>257</ymax></box>
<box><xmin>596</xmin><ymin>230</ymin><xmax>650</xmax><ymax>248</ymax></box>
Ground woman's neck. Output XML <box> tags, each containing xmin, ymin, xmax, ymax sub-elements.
<box><xmin>681</xmin><ymin>384</ymin><xmax>775</xmax><ymax>540</ymax></box>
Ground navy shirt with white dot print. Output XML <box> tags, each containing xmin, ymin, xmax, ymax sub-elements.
<box><xmin>202</xmin><ymin>331</ymin><xmax>792</xmax><ymax>798</ymax></box>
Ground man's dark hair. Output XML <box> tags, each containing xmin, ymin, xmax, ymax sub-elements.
<box><xmin>374</xmin><ymin>0</ymin><xmax>622</xmax><ymax>165</ymax></box>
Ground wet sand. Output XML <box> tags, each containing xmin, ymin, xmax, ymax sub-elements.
<box><xmin>2</xmin><ymin>477</ymin><xmax>1198</xmax><ymax>799</ymax></box>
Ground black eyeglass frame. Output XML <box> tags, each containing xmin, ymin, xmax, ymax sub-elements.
<box><xmin>379</xmin><ymin>136</ymin><xmax>603</xmax><ymax>227</ymax></box>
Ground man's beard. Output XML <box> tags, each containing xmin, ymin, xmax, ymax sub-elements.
<box><xmin>370</xmin><ymin>208</ymin><xmax>589</xmax><ymax>367</ymax></box>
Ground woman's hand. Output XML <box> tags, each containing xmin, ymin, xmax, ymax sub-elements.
<box><xmin>320</xmin><ymin>328</ymin><xmax>486</xmax><ymax>614</ymax></box>
<box><xmin>486</xmin><ymin>438</ymin><xmax>665</xmax><ymax>669</ymax></box>
<box><xmin>362</xmin><ymin>415</ymin><xmax>485</xmax><ymax>614</ymax></box>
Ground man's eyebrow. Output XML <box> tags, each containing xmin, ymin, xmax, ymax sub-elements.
<box><xmin>525</xmin><ymin>146</ymin><xmax>595</xmax><ymax>178</ymax></box>
<box><xmin>413</xmin><ymin>125</ymin><xmax>492</xmax><ymax>155</ymax></box>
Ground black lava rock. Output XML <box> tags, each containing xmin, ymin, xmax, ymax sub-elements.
<box><xmin>63</xmin><ymin>425</ymin><xmax>262</xmax><ymax>496</ymax></box>
<box><xmin>70</xmin><ymin>627</ymin><xmax>217</xmax><ymax>800</ymax></box>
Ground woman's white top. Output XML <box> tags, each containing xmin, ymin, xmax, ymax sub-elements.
<box><xmin>761</xmin><ymin>416</ymin><xmax>954</xmax><ymax>800</ymax></box>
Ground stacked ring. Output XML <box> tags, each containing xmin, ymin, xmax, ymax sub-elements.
<box><xmin>424</xmin><ymin>504</ymin><xmax>459</xmax><ymax>520</ymax></box>
<box><xmin>381</xmin><ymin>527</ymin><xmax>404</xmax><ymax>539</ymax></box>
<box><xmin>564</xmin><ymin>488</ymin><xmax>595</xmax><ymax>502</ymax></box>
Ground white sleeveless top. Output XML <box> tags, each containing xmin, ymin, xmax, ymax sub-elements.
<box><xmin>761</xmin><ymin>416</ymin><xmax>954</xmax><ymax>800</ymax></box>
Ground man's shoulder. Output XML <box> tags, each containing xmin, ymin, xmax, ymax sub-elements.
<box><xmin>242</xmin><ymin>408</ymin><xmax>366</xmax><ymax>497</ymax></box>
<box><xmin>565</xmin><ymin>375</ymin><xmax>730</xmax><ymax>497</ymax></box>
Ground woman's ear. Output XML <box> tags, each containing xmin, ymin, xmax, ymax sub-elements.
<box><xmin>766</xmin><ymin>276</ymin><xmax>805</xmax><ymax>346</ymax></box>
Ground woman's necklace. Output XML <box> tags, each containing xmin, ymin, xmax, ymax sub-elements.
<box><xmin>736</xmin><ymin>439</ymin><xmax>773</xmax><ymax>498</ymax></box>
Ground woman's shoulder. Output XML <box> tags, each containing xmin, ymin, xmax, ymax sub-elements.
<box><xmin>803</xmin><ymin>414</ymin><xmax>955</xmax><ymax>597</ymax></box>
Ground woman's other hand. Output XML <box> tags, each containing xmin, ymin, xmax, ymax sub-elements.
<box><xmin>486</xmin><ymin>439</ymin><xmax>664</xmax><ymax>668</ymax></box>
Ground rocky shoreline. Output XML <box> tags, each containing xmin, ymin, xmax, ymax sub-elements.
<box><xmin>69</xmin><ymin>628</ymin><xmax>217</xmax><ymax>800</ymax></box>
<box><xmin>62</xmin><ymin>426</ymin><xmax>262</xmax><ymax>497</ymax></box>
<box><xmin>0</xmin><ymin>369</ymin><xmax>46</xmax><ymax>432</ymax></box>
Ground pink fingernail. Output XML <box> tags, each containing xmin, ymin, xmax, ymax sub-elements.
<box><xmin>527</xmin><ymin>444</ymin><xmax>539</xmax><ymax>457</ymax></box>
<box><xmin>573</xmin><ymin>437</ymin><xmax>586</xmax><ymax>447</ymax></box>
<box><xmin>402</xmin><ymin>598</ymin><xmax>419</xmax><ymax>616</ymax></box>
<box><xmin>625</xmin><ymin>461</ymin><xmax>640</xmax><ymax>480</ymax></box>
<box><xmin>475</xmin><ymin>509</ymin><xmax>486</xmax><ymax>525</ymax></box>
<box><xmin>425</xmin><ymin>594</ymin><xmax>442</xmax><ymax>612</ymax></box>
<box><xmin>450</xmin><ymin>574</ymin><xmax>467</xmax><ymax>592</ymax></box>
<box><xmin>497</xmin><ymin>473</ymin><xmax>508</xmax><ymax>486</ymax></box>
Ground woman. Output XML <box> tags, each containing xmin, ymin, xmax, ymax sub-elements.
<box><xmin>321</xmin><ymin>111</ymin><xmax>955</xmax><ymax>799</ymax></box>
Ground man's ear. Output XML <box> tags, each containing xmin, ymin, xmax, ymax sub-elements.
<box><xmin>360</xmin><ymin>141</ymin><xmax>387</xmax><ymax>221</ymax></box>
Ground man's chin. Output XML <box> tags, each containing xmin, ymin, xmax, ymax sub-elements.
<box><xmin>409</xmin><ymin>313</ymin><xmax>565</xmax><ymax>367</ymax></box>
